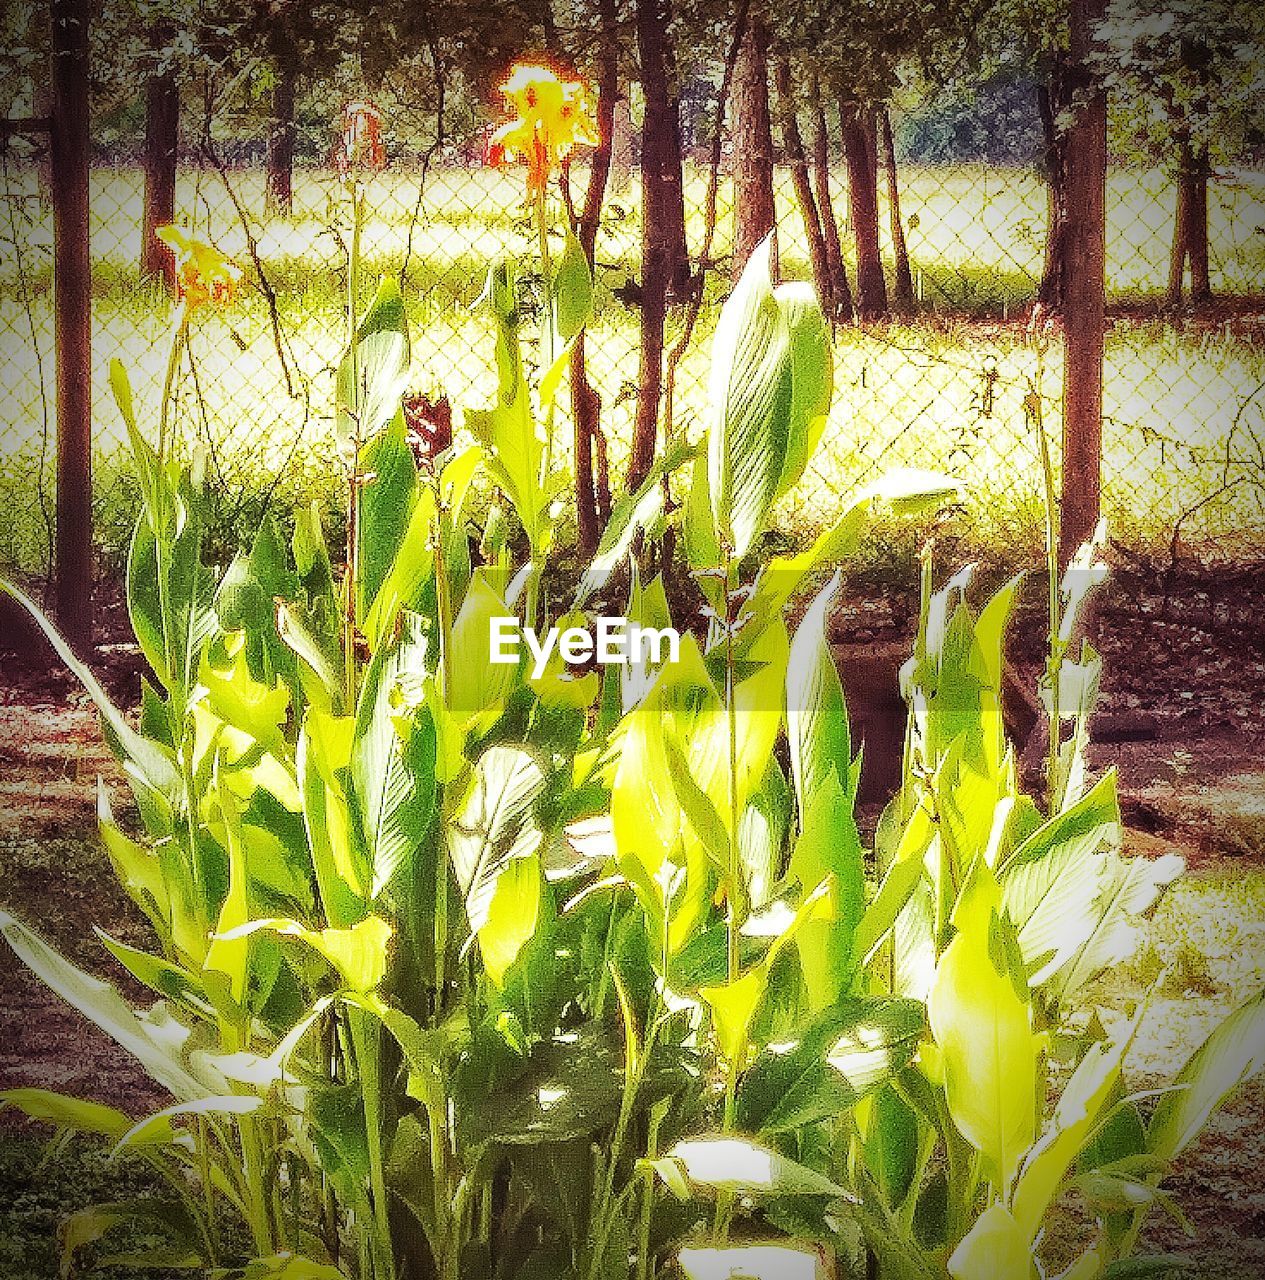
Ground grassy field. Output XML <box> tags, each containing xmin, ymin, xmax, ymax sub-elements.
<box><xmin>1</xmin><ymin>162</ymin><xmax>1263</xmax><ymax>573</ymax></box>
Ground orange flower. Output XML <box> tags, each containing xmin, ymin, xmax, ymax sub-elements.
<box><xmin>155</xmin><ymin>224</ymin><xmax>242</xmax><ymax>309</ymax></box>
<box><xmin>337</xmin><ymin>100</ymin><xmax>386</xmax><ymax>178</ymax></box>
<box><xmin>488</xmin><ymin>63</ymin><xmax>598</xmax><ymax>197</ymax></box>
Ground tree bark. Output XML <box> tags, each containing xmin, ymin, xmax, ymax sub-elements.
<box><xmin>1166</xmin><ymin>159</ymin><xmax>1190</xmax><ymax>308</ymax></box>
<box><xmin>774</xmin><ymin>61</ymin><xmax>830</xmax><ymax>310</ymax></box>
<box><xmin>1037</xmin><ymin>77</ymin><xmax>1070</xmax><ymax>311</ymax></box>
<box><xmin>1188</xmin><ymin>160</ymin><xmax>1210</xmax><ymax>302</ymax></box>
<box><xmin>610</xmin><ymin>86</ymin><xmax>634</xmax><ymax>195</ymax></box>
<box><xmin>266</xmin><ymin>59</ymin><xmax>298</xmax><ymax>215</ymax></box>
<box><xmin>140</xmin><ymin>63</ymin><xmax>178</xmax><ymax>289</ymax></box>
<box><xmin>1059</xmin><ymin>0</ymin><xmax>1107</xmax><ymax>568</ymax></box>
<box><xmin>879</xmin><ymin>106</ymin><xmax>914</xmax><ymax>311</ymax></box>
<box><xmin>840</xmin><ymin>100</ymin><xmax>887</xmax><ymax>320</ymax></box>
<box><xmin>51</xmin><ymin>0</ymin><xmax>93</xmax><ymax>652</ymax></box>
<box><xmin>809</xmin><ymin>87</ymin><xmax>853</xmax><ymax>322</ymax></box>
<box><xmin>570</xmin><ymin>0</ymin><xmax>617</xmax><ymax>555</ymax></box>
<box><xmin>1168</xmin><ymin>141</ymin><xmax>1211</xmax><ymax>307</ymax></box>
<box><xmin>731</xmin><ymin>15</ymin><xmax>776</xmax><ymax>281</ymax></box>
<box><xmin>655</xmin><ymin>0</ymin><xmax>692</xmax><ymax>296</ymax></box>
<box><xmin>631</xmin><ymin>0</ymin><xmax>677</xmax><ymax>488</ymax></box>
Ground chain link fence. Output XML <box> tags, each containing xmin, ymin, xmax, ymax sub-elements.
<box><xmin>2</xmin><ymin>89</ymin><xmax>1264</xmax><ymax>581</ymax></box>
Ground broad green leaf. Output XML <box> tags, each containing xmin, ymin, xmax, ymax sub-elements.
<box><xmin>927</xmin><ymin>857</ymin><xmax>1037</xmax><ymax>1189</ymax></box>
<box><xmin>242</xmin><ymin>1256</ymin><xmax>351</xmax><ymax>1280</ymax></box>
<box><xmin>0</xmin><ymin>912</ymin><xmax>207</xmax><ymax>1102</ymax></box>
<box><xmin>96</xmin><ymin>929</ymin><xmax>208</xmax><ymax>1009</ymax></box>
<box><xmin>98</xmin><ymin>783</ymin><xmax>169</xmax><ymax>938</ymax></box>
<box><xmin>356</xmin><ymin>410</ymin><xmax>419</xmax><ymax>627</ymax></box>
<box><xmin>216</xmin><ymin>916</ymin><xmax>393</xmax><ymax>993</ymax></box>
<box><xmin>336</xmin><ymin>275</ymin><xmax>411</xmax><ymax>449</ymax></box>
<box><xmin>299</xmin><ymin>711</ymin><xmax>368</xmax><ymax>926</ymax></box>
<box><xmin>201</xmin><ymin>773</ymin><xmax>254</xmax><ymax>1009</ymax></box>
<box><xmin>480</xmin><ymin>851</ymin><xmax>543</xmax><ymax>986</ymax></box>
<box><xmin>1049</xmin><ymin>851</ymin><xmax>1184</xmax><ymax>1002</ymax></box>
<box><xmin>707</xmin><ymin>237</ymin><xmax>793</xmax><ymax>558</ymax></box>
<box><xmin>683</xmin><ymin>452</ymin><xmax>722</xmax><ymax>573</ymax></box>
<box><xmin>790</xmin><ymin>776</ymin><xmax>865</xmax><ymax>1010</ymax></box>
<box><xmin>664</xmin><ymin>1135</ymin><xmax>844</xmax><ymax>1197</ymax></box>
<box><xmin>736</xmin><ymin>997</ymin><xmax>924</xmax><ymax>1133</ymax></box>
<box><xmin>61</xmin><ymin>1200</ymin><xmax>202</xmax><ymax>1280</ymax></box>
<box><xmin>200</xmin><ymin>631</ymin><xmax>291</xmax><ymax>757</ymax></box>
<box><xmin>947</xmin><ymin>1203</ymin><xmax>1034</xmax><ymax>1280</ymax></box>
<box><xmin>352</xmin><ymin>611</ymin><xmax>436</xmax><ymax>897</ymax></box>
<box><xmin>775</xmin><ymin>281</ymin><xmax>833</xmax><ymax>498</ymax></box>
<box><xmin>114</xmin><ymin>1094</ymin><xmax>265</xmax><ymax>1153</ymax></box>
<box><xmin>1001</xmin><ymin>771</ymin><xmax>1122</xmax><ymax>986</ymax></box>
<box><xmin>0</xmin><ymin>578</ymin><xmax>179</xmax><ymax>808</ymax></box>
<box><xmin>277</xmin><ymin>599</ymin><xmax>345</xmax><ymax>713</ymax></box>
<box><xmin>786</xmin><ymin>570</ymin><xmax>851</xmax><ymax>815</ymax></box>
<box><xmin>575</xmin><ymin>440</ymin><xmax>695</xmax><ymax>608</ymax></box>
<box><xmin>1011</xmin><ymin>1022</ymin><xmax>1136</xmax><ymax>1238</ymax></box>
<box><xmin>553</xmin><ymin>225</ymin><xmax>593</xmax><ymax>342</ymax></box>
<box><xmin>363</xmin><ymin>481</ymin><xmax>437</xmax><ymax>650</ymax></box>
<box><xmin>1147</xmin><ymin>987</ymin><xmax>1265</xmax><ymax>1163</ymax></box>
<box><xmin>467</xmin><ymin>263</ymin><xmax>549</xmax><ymax>555</ymax></box>
<box><xmin>740</xmin><ymin>763</ymin><xmax>790</xmax><ymax>912</ymax></box>
<box><xmin>449</xmin><ymin>571</ymin><xmax>518</xmax><ymax>724</ymax></box>
<box><xmin>0</xmin><ymin>1089</ymin><xmax>148</xmax><ymax>1142</ymax></box>
<box><xmin>446</xmin><ymin>744</ymin><xmax>547</xmax><ymax>934</ymax></box>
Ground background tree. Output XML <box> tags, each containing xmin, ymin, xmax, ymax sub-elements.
<box><xmin>731</xmin><ymin>10</ymin><xmax>775</xmax><ymax>279</ymax></box>
<box><xmin>1095</xmin><ymin>0</ymin><xmax>1265</xmax><ymax>307</ymax></box>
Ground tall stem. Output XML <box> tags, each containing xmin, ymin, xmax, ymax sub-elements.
<box><xmin>1029</xmin><ymin>349</ymin><xmax>1064</xmax><ymax>809</ymax></box>
<box><xmin>344</xmin><ymin>187</ymin><xmax>365</xmax><ymax>708</ymax></box>
<box><xmin>536</xmin><ymin>175</ymin><xmax>557</xmax><ymax>488</ymax></box>
<box><xmin>156</xmin><ymin>298</ymin><xmax>187</xmax><ymax>468</ymax></box>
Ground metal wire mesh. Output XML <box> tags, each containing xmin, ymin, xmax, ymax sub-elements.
<box><xmin>1</xmin><ymin>88</ymin><xmax>1263</xmax><ymax>581</ymax></box>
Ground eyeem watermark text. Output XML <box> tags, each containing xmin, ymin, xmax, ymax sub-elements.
<box><xmin>489</xmin><ymin>617</ymin><xmax>681</xmax><ymax>679</ymax></box>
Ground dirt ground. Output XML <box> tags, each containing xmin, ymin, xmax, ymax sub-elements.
<box><xmin>1</xmin><ymin>562</ymin><xmax>1264</xmax><ymax>1275</ymax></box>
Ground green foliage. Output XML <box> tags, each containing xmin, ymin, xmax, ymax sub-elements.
<box><xmin>2</xmin><ymin>191</ymin><xmax>1260</xmax><ymax>1280</ymax></box>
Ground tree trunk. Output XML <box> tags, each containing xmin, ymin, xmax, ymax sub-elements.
<box><xmin>1188</xmin><ymin>160</ymin><xmax>1210</xmax><ymax>302</ymax></box>
<box><xmin>879</xmin><ymin>106</ymin><xmax>914</xmax><ymax>311</ymax></box>
<box><xmin>1166</xmin><ymin>158</ymin><xmax>1191</xmax><ymax>308</ymax></box>
<box><xmin>266</xmin><ymin>59</ymin><xmax>298</xmax><ymax>215</ymax></box>
<box><xmin>731</xmin><ymin>15</ymin><xmax>777</xmax><ymax>281</ymax></box>
<box><xmin>570</xmin><ymin>0</ymin><xmax>617</xmax><ymax>556</ymax></box>
<box><xmin>656</xmin><ymin>0</ymin><xmax>692</xmax><ymax>296</ymax></box>
<box><xmin>809</xmin><ymin>87</ymin><xmax>853</xmax><ymax>322</ymax></box>
<box><xmin>1037</xmin><ymin>77</ymin><xmax>1070</xmax><ymax>311</ymax></box>
<box><xmin>631</xmin><ymin>0</ymin><xmax>676</xmax><ymax>488</ymax></box>
<box><xmin>774</xmin><ymin>61</ymin><xmax>830</xmax><ymax>312</ymax></box>
<box><xmin>140</xmin><ymin>64</ymin><xmax>178</xmax><ymax>289</ymax></box>
<box><xmin>1059</xmin><ymin>0</ymin><xmax>1107</xmax><ymax>568</ymax></box>
<box><xmin>840</xmin><ymin>100</ymin><xmax>887</xmax><ymax>320</ymax></box>
<box><xmin>51</xmin><ymin>0</ymin><xmax>94</xmax><ymax>653</ymax></box>
<box><xmin>610</xmin><ymin>86</ymin><xmax>634</xmax><ymax>195</ymax></box>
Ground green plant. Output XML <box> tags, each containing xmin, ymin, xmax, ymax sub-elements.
<box><xmin>3</xmin><ymin>168</ymin><xmax>1263</xmax><ymax>1280</ymax></box>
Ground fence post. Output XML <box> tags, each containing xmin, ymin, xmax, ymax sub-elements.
<box><xmin>51</xmin><ymin>0</ymin><xmax>93</xmax><ymax>651</ymax></box>
<box><xmin>1059</xmin><ymin>0</ymin><xmax>1107</xmax><ymax>566</ymax></box>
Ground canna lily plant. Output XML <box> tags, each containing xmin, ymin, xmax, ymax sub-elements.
<box><xmin>3</xmin><ymin>88</ymin><xmax>1264</xmax><ymax>1280</ymax></box>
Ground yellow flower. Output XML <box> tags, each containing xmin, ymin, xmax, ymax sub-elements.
<box><xmin>155</xmin><ymin>224</ymin><xmax>242</xmax><ymax>309</ymax></box>
<box><xmin>488</xmin><ymin>62</ymin><xmax>599</xmax><ymax>197</ymax></box>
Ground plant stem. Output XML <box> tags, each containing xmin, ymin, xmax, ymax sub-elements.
<box><xmin>344</xmin><ymin>186</ymin><xmax>365</xmax><ymax>708</ymax></box>
<box><xmin>156</xmin><ymin>299</ymin><xmax>186</xmax><ymax>468</ymax></box>
<box><xmin>715</xmin><ymin>549</ymin><xmax>745</xmax><ymax>1243</ymax></box>
<box><xmin>1029</xmin><ymin>360</ymin><xmax>1064</xmax><ymax>811</ymax></box>
<box><xmin>535</xmin><ymin>179</ymin><xmax>557</xmax><ymax>487</ymax></box>
<box><xmin>349</xmin><ymin>1009</ymin><xmax>397</xmax><ymax>1280</ymax></box>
